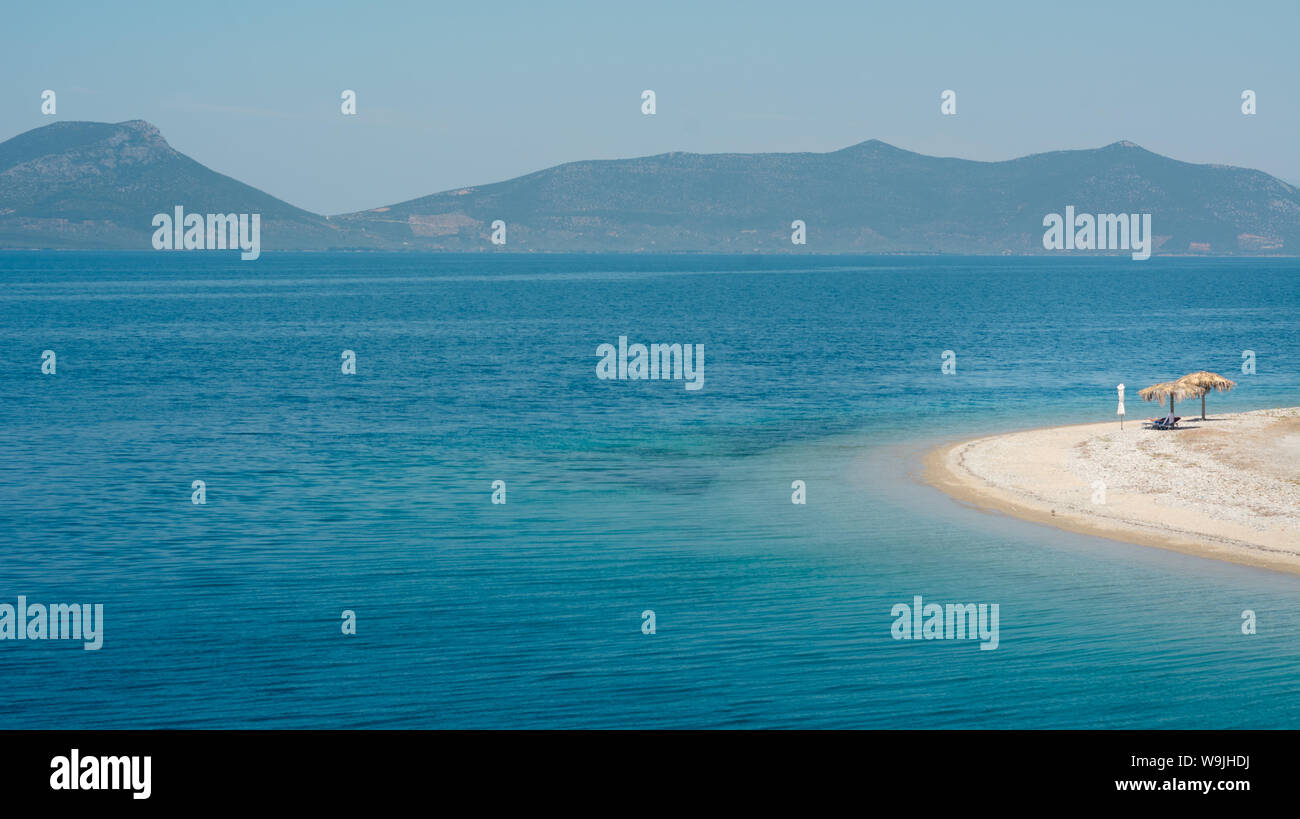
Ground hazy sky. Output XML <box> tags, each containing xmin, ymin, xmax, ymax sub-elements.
<box><xmin>3</xmin><ymin>0</ymin><xmax>1297</xmax><ymax>214</ymax></box>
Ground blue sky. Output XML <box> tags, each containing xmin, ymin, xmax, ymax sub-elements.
<box><xmin>3</xmin><ymin>0</ymin><xmax>1296</xmax><ymax>214</ymax></box>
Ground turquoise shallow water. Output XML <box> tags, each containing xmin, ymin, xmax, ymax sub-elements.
<box><xmin>0</xmin><ymin>252</ymin><xmax>1297</xmax><ymax>728</ymax></box>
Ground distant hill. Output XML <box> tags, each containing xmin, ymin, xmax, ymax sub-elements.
<box><xmin>338</xmin><ymin>139</ymin><xmax>1300</xmax><ymax>253</ymax></box>
<box><xmin>0</xmin><ymin>120</ymin><xmax>345</xmax><ymax>250</ymax></box>
<box><xmin>2</xmin><ymin>120</ymin><xmax>1297</xmax><ymax>254</ymax></box>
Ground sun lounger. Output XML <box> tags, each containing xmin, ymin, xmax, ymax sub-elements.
<box><xmin>1147</xmin><ymin>416</ymin><xmax>1181</xmax><ymax>430</ymax></box>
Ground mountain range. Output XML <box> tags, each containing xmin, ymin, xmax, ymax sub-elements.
<box><xmin>2</xmin><ymin>120</ymin><xmax>1297</xmax><ymax>254</ymax></box>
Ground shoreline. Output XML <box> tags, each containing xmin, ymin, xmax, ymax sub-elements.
<box><xmin>922</xmin><ymin>408</ymin><xmax>1300</xmax><ymax>575</ymax></box>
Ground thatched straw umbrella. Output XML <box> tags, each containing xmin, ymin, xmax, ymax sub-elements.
<box><xmin>1139</xmin><ymin>380</ymin><xmax>1196</xmax><ymax>418</ymax></box>
<box><xmin>1176</xmin><ymin>371</ymin><xmax>1237</xmax><ymax>420</ymax></box>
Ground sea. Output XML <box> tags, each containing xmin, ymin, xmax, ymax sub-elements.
<box><xmin>1</xmin><ymin>252</ymin><xmax>1297</xmax><ymax>728</ymax></box>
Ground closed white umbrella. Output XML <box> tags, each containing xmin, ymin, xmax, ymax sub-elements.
<box><xmin>1117</xmin><ymin>384</ymin><xmax>1125</xmax><ymax>429</ymax></box>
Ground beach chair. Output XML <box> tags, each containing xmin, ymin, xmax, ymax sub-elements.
<box><xmin>1148</xmin><ymin>416</ymin><xmax>1181</xmax><ymax>430</ymax></box>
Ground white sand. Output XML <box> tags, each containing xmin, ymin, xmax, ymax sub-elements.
<box><xmin>923</xmin><ymin>408</ymin><xmax>1300</xmax><ymax>573</ymax></box>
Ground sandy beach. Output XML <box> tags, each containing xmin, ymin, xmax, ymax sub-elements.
<box><xmin>924</xmin><ymin>407</ymin><xmax>1300</xmax><ymax>574</ymax></box>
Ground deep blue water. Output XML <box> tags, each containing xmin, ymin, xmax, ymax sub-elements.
<box><xmin>0</xmin><ymin>252</ymin><xmax>1297</xmax><ymax>728</ymax></box>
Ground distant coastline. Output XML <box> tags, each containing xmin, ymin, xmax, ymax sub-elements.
<box><xmin>2</xmin><ymin>248</ymin><xmax>1297</xmax><ymax>258</ymax></box>
<box><xmin>4</xmin><ymin>120</ymin><xmax>1297</xmax><ymax>254</ymax></box>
